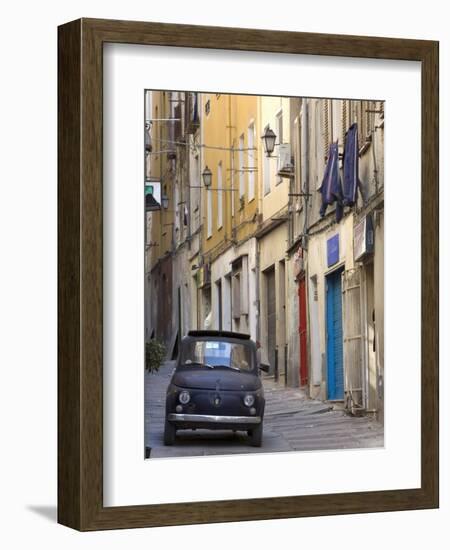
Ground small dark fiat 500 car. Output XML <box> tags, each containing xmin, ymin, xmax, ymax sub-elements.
<box><xmin>164</xmin><ymin>330</ymin><xmax>269</xmax><ymax>447</ymax></box>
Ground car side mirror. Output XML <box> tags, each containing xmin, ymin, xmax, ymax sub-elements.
<box><xmin>259</xmin><ymin>362</ymin><xmax>270</xmax><ymax>373</ymax></box>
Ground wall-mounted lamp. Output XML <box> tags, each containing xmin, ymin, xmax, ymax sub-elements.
<box><xmin>202</xmin><ymin>166</ymin><xmax>212</xmax><ymax>188</ymax></box>
<box><xmin>261</xmin><ymin>126</ymin><xmax>277</xmax><ymax>157</ymax></box>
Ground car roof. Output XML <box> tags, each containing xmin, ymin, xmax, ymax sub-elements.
<box><xmin>187</xmin><ymin>329</ymin><xmax>251</xmax><ymax>340</ymax></box>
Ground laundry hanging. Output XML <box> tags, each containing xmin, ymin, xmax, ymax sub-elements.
<box><xmin>342</xmin><ymin>122</ymin><xmax>361</xmax><ymax>206</ymax></box>
<box><xmin>318</xmin><ymin>141</ymin><xmax>343</xmax><ymax>222</ymax></box>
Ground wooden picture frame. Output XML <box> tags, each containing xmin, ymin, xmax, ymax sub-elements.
<box><xmin>58</xmin><ymin>18</ymin><xmax>439</xmax><ymax>531</ymax></box>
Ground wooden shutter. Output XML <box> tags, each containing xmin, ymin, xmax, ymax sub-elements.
<box><xmin>322</xmin><ymin>99</ymin><xmax>330</xmax><ymax>162</ymax></box>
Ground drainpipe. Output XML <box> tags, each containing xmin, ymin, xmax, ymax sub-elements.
<box><xmin>185</xmin><ymin>93</ymin><xmax>191</xmax><ymax>243</ymax></box>
<box><xmin>199</xmin><ymin>93</ymin><xmax>204</xmax><ymax>262</ymax></box>
<box><xmin>299</xmin><ymin>101</ymin><xmax>311</xmax><ymax>394</ymax></box>
<box><xmin>228</xmin><ymin>94</ymin><xmax>233</xmax><ymax>241</ymax></box>
<box><xmin>301</xmin><ymin>100</ymin><xmax>310</xmax><ymax>245</ymax></box>
<box><xmin>255</xmin><ymin>238</ymin><xmax>261</xmax><ymax>347</ymax></box>
<box><xmin>258</xmin><ymin>97</ymin><xmax>264</xmax><ymax>229</ymax></box>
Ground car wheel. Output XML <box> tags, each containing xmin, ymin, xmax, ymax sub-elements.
<box><xmin>248</xmin><ymin>422</ymin><xmax>263</xmax><ymax>447</ymax></box>
<box><xmin>164</xmin><ymin>419</ymin><xmax>176</xmax><ymax>446</ymax></box>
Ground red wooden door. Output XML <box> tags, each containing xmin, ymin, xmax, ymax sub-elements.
<box><xmin>298</xmin><ymin>276</ymin><xmax>308</xmax><ymax>386</ymax></box>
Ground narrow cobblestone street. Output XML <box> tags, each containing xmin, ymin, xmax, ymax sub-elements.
<box><xmin>145</xmin><ymin>361</ymin><xmax>384</xmax><ymax>459</ymax></box>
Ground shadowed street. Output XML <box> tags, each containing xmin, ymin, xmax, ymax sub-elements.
<box><xmin>145</xmin><ymin>361</ymin><xmax>383</xmax><ymax>459</ymax></box>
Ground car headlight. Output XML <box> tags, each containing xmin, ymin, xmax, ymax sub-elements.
<box><xmin>179</xmin><ymin>390</ymin><xmax>190</xmax><ymax>404</ymax></box>
<box><xmin>243</xmin><ymin>394</ymin><xmax>255</xmax><ymax>407</ymax></box>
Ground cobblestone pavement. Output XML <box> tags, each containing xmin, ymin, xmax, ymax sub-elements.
<box><xmin>145</xmin><ymin>361</ymin><xmax>384</xmax><ymax>459</ymax></box>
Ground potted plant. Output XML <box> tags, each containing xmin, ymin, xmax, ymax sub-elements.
<box><xmin>145</xmin><ymin>339</ymin><xmax>166</xmax><ymax>373</ymax></box>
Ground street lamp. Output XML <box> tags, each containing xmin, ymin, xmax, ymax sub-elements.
<box><xmin>261</xmin><ymin>126</ymin><xmax>277</xmax><ymax>157</ymax></box>
<box><xmin>161</xmin><ymin>195</ymin><xmax>169</xmax><ymax>209</ymax></box>
<box><xmin>202</xmin><ymin>165</ymin><xmax>212</xmax><ymax>188</ymax></box>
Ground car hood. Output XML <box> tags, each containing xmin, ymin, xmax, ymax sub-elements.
<box><xmin>171</xmin><ymin>367</ymin><xmax>260</xmax><ymax>391</ymax></box>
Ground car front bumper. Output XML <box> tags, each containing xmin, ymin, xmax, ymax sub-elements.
<box><xmin>167</xmin><ymin>413</ymin><xmax>262</xmax><ymax>431</ymax></box>
<box><xmin>168</xmin><ymin>413</ymin><xmax>261</xmax><ymax>424</ymax></box>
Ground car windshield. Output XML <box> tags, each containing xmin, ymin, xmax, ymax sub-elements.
<box><xmin>180</xmin><ymin>340</ymin><xmax>253</xmax><ymax>371</ymax></box>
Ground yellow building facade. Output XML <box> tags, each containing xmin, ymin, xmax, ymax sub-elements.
<box><xmin>201</xmin><ymin>93</ymin><xmax>260</xmax><ymax>260</ymax></box>
<box><xmin>148</xmin><ymin>90</ymin><xmax>175</xmax><ymax>269</ymax></box>
<box><xmin>197</xmin><ymin>94</ymin><xmax>262</xmax><ymax>337</ymax></box>
<box><xmin>146</xmin><ymin>90</ymin><xmax>296</xmax><ymax>377</ymax></box>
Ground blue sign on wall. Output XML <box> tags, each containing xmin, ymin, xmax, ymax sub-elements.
<box><xmin>327</xmin><ymin>234</ymin><xmax>340</xmax><ymax>267</ymax></box>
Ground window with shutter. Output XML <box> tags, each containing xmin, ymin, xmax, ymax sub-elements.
<box><xmin>328</xmin><ymin>99</ymin><xmax>339</xmax><ymax>143</ymax></box>
<box><xmin>247</xmin><ymin>122</ymin><xmax>255</xmax><ymax>200</ymax></box>
<box><xmin>217</xmin><ymin>161</ymin><xmax>223</xmax><ymax>229</ymax></box>
<box><xmin>240</xmin><ymin>256</ymin><xmax>249</xmax><ymax>315</ymax></box>
<box><xmin>239</xmin><ymin>134</ymin><xmax>245</xmax><ymax>198</ymax></box>
<box><xmin>322</xmin><ymin>99</ymin><xmax>336</xmax><ymax>161</ymax></box>
<box><xmin>167</xmin><ymin>97</ymin><xmax>176</xmax><ymax>159</ymax></box>
<box><xmin>341</xmin><ymin>100</ymin><xmax>348</xmax><ymax>145</ymax></box>
<box><xmin>231</xmin><ymin>140</ymin><xmax>235</xmax><ymax>217</ymax></box>
<box><xmin>275</xmin><ymin>109</ymin><xmax>283</xmax><ymax>184</ymax></box>
<box><xmin>174</xmin><ymin>103</ymin><xmax>182</xmax><ymax>141</ymax></box>
<box><xmin>293</xmin><ymin>116</ymin><xmax>301</xmax><ymax>194</ymax></box>
<box><xmin>315</xmin><ymin>100</ymin><xmax>325</xmax><ymax>189</ymax></box>
<box><xmin>356</xmin><ymin>101</ymin><xmax>364</xmax><ymax>149</ymax></box>
<box><xmin>359</xmin><ymin>100</ymin><xmax>370</xmax><ymax>147</ymax></box>
<box><xmin>206</xmin><ymin>188</ymin><xmax>212</xmax><ymax>238</ymax></box>
<box><xmin>322</xmin><ymin>99</ymin><xmax>329</xmax><ymax>162</ymax></box>
<box><xmin>263</xmin><ymin>125</ymin><xmax>271</xmax><ymax>195</ymax></box>
<box><xmin>232</xmin><ymin>272</ymin><xmax>241</xmax><ymax>319</ymax></box>
<box><xmin>364</xmin><ymin>100</ymin><xmax>370</xmax><ymax>141</ymax></box>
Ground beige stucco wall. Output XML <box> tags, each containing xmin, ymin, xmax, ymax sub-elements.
<box><xmin>306</xmin><ymin>213</ymin><xmax>355</xmax><ymax>399</ymax></box>
<box><xmin>258</xmin><ymin>222</ymin><xmax>289</xmax><ymax>378</ymax></box>
<box><xmin>373</xmin><ymin>211</ymin><xmax>384</xmax><ymax>421</ymax></box>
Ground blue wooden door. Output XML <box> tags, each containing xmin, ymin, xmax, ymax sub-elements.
<box><xmin>326</xmin><ymin>269</ymin><xmax>344</xmax><ymax>400</ymax></box>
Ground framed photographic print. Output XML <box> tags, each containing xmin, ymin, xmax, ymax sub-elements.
<box><xmin>58</xmin><ymin>18</ymin><xmax>439</xmax><ymax>531</ymax></box>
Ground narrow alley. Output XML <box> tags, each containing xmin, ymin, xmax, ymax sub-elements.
<box><xmin>145</xmin><ymin>361</ymin><xmax>383</xmax><ymax>459</ymax></box>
